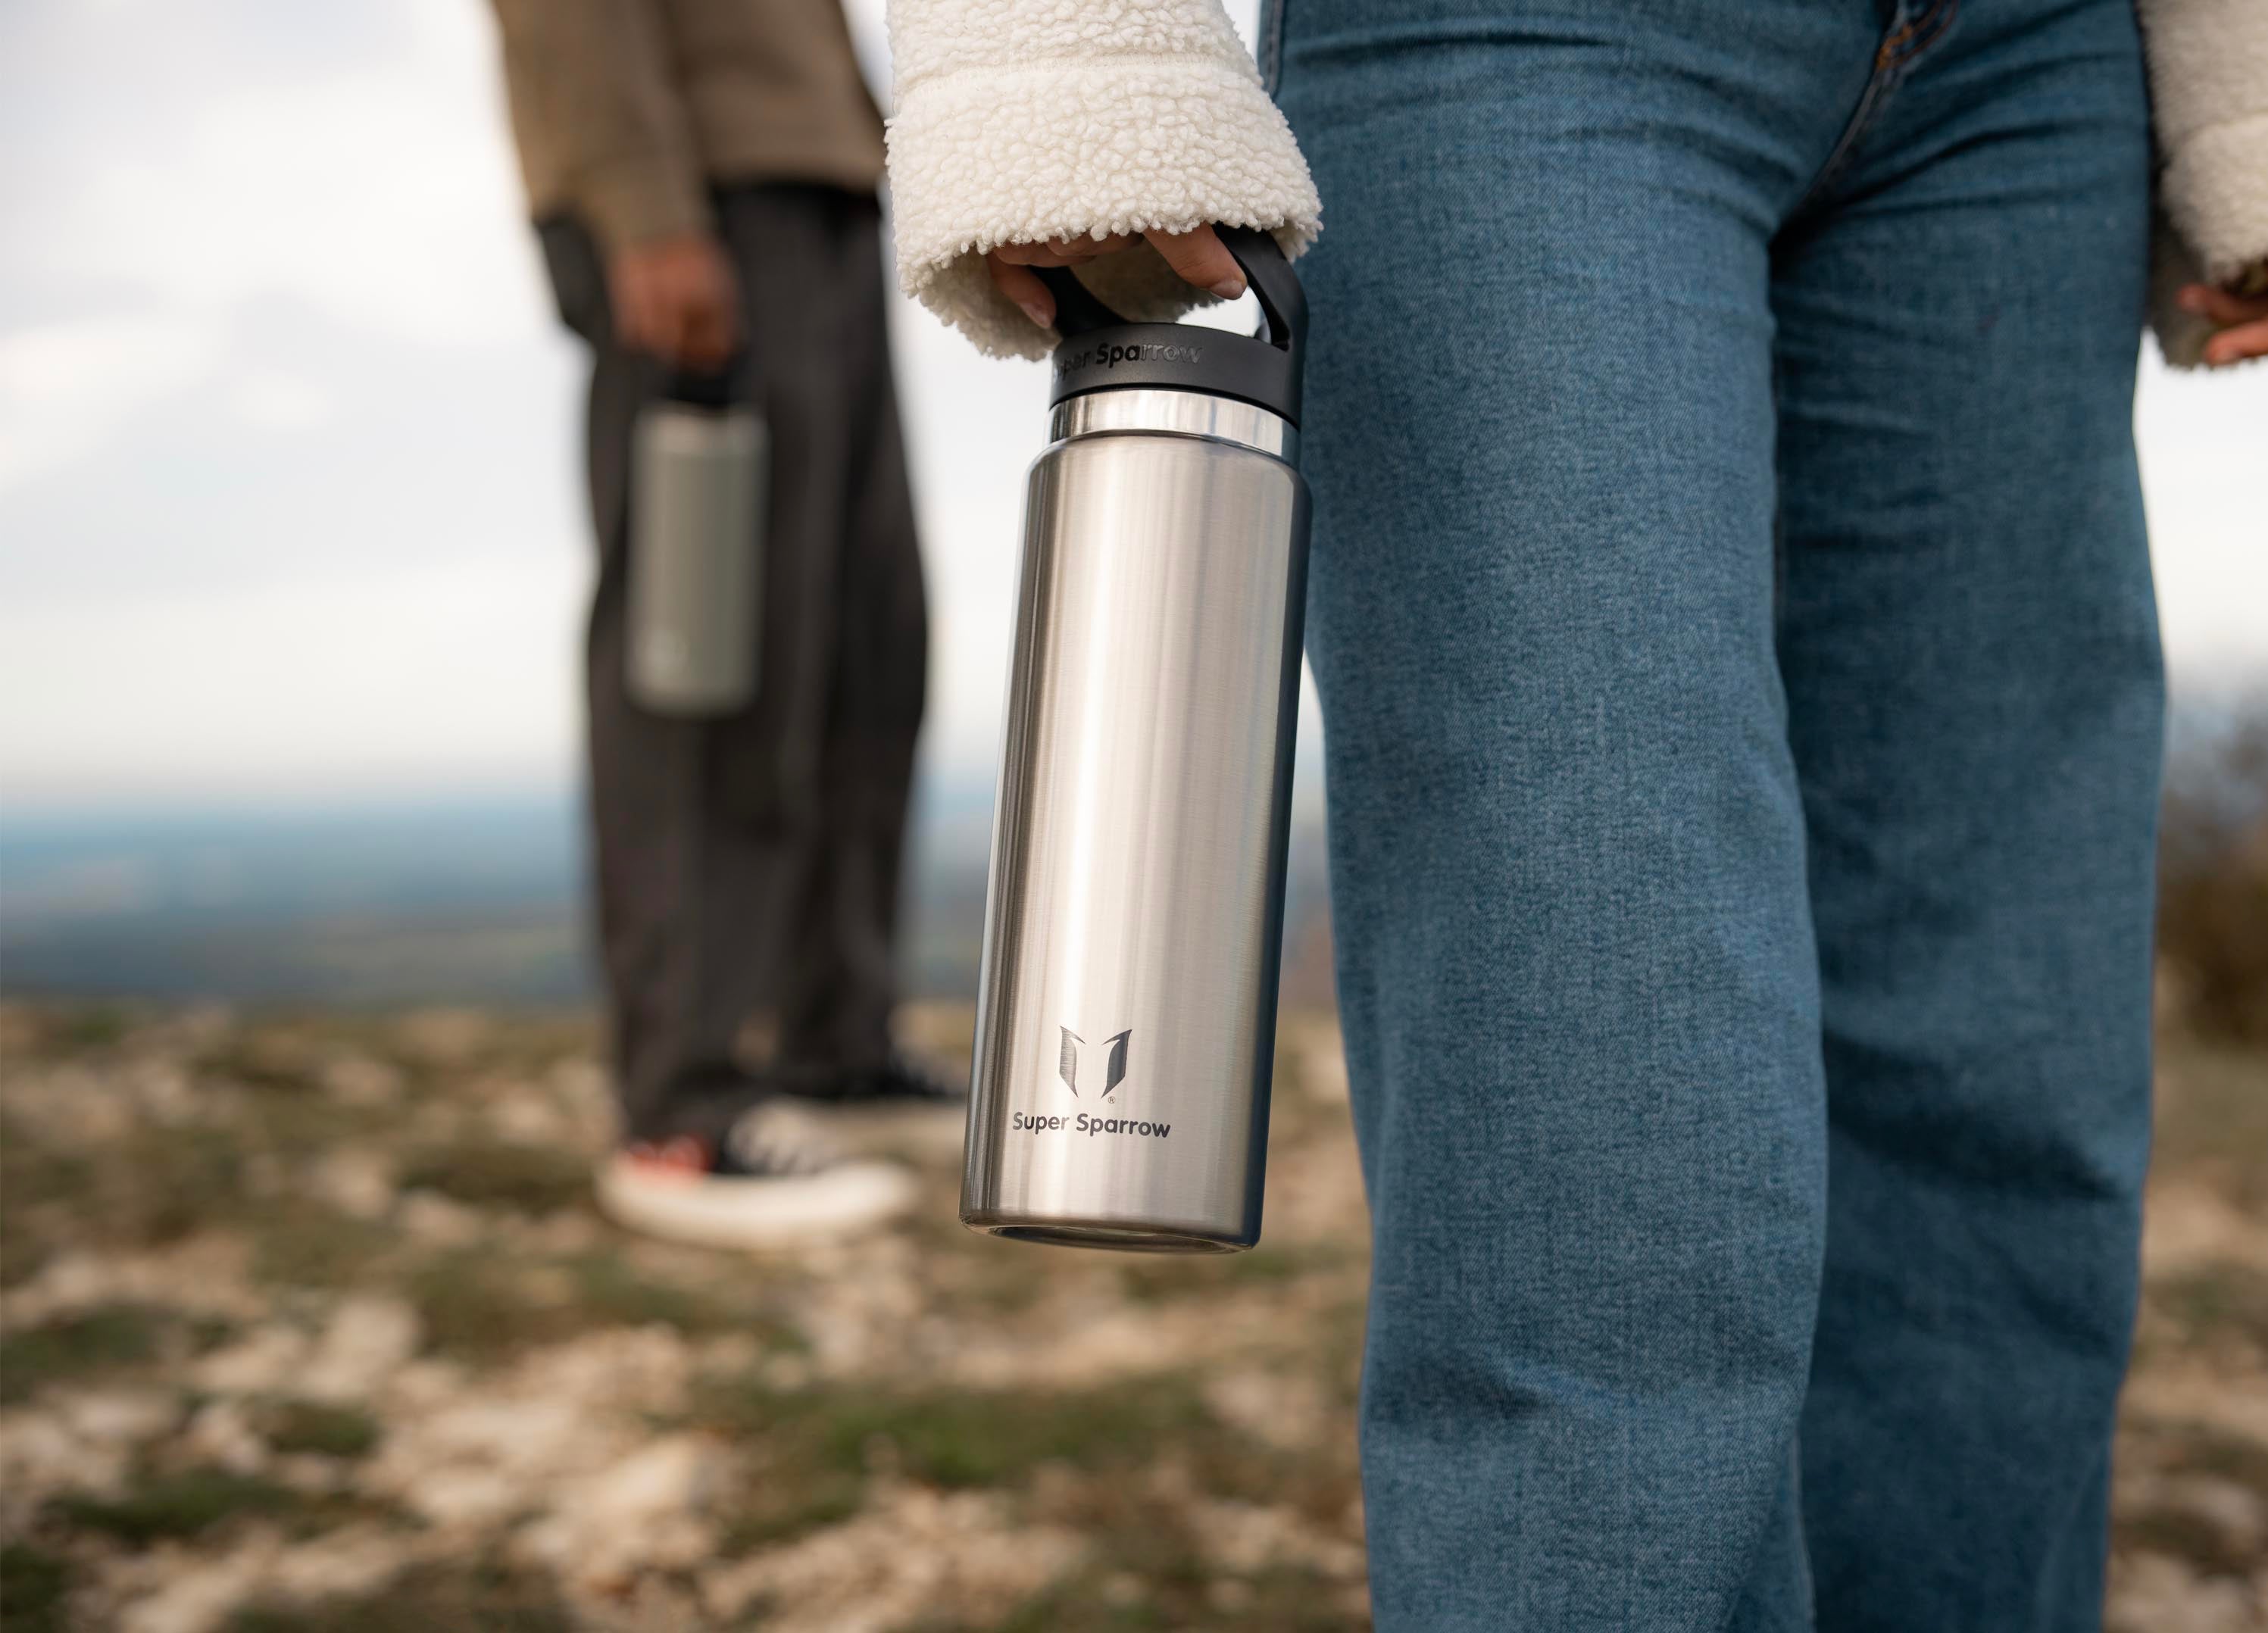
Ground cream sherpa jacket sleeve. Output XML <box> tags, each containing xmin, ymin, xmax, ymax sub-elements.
<box><xmin>883</xmin><ymin>0</ymin><xmax>1322</xmax><ymax>358</ymax></box>
<box><xmin>884</xmin><ymin>0</ymin><xmax>2260</xmax><ymax>364</ymax></box>
<box><xmin>2137</xmin><ymin>0</ymin><xmax>2268</xmax><ymax>365</ymax></box>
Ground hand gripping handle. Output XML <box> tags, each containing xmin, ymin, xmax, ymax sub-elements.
<box><xmin>1031</xmin><ymin>227</ymin><xmax>1309</xmax><ymax>425</ymax></box>
<box><xmin>1034</xmin><ymin>226</ymin><xmax>1305</xmax><ymax>358</ymax></box>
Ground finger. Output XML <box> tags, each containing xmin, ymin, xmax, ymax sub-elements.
<box><xmin>708</xmin><ymin>266</ymin><xmax>745</xmax><ymax>361</ymax></box>
<box><xmin>1045</xmin><ymin>233</ymin><xmax>1132</xmax><ymax>261</ymax></box>
<box><xmin>648</xmin><ymin>286</ymin><xmax>690</xmax><ymax>367</ymax></box>
<box><xmin>682</xmin><ymin>297</ymin><xmax>736</xmax><ymax>370</ymax></box>
<box><xmin>2203</xmin><ymin>317</ymin><xmax>2268</xmax><ymax>367</ymax></box>
<box><xmin>993</xmin><ymin>235</ymin><xmax>1130</xmax><ymax>268</ymax></box>
<box><xmin>2179</xmin><ymin>283</ymin><xmax>2268</xmax><ymax>326</ymax></box>
<box><xmin>1145</xmin><ymin>225</ymin><xmax>1248</xmax><ymax>300</ymax></box>
<box><xmin>680</xmin><ymin>308</ymin><xmax>735</xmax><ymax>367</ymax></box>
<box><xmin>988</xmin><ymin>254</ymin><xmax>1057</xmax><ymax>331</ymax></box>
<box><xmin>614</xmin><ymin>283</ymin><xmax>661</xmax><ymax>356</ymax></box>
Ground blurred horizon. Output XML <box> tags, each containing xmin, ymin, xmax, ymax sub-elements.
<box><xmin>0</xmin><ymin>779</ymin><xmax>1342</xmax><ymax>1009</ymax></box>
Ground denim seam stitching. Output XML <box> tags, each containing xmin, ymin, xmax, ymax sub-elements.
<box><xmin>1259</xmin><ymin>0</ymin><xmax>1288</xmax><ymax>97</ymax></box>
<box><xmin>1879</xmin><ymin>0</ymin><xmax>1957</xmax><ymax>64</ymax></box>
<box><xmin>1793</xmin><ymin>69</ymin><xmax>1898</xmax><ymax>220</ymax></box>
<box><xmin>1788</xmin><ymin>0</ymin><xmax>1958</xmax><ymax>220</ymax></box>
<box><xmin>1906</xmin><ymin>4</ymin><xmax>1958</xmax><ymax>61</ymax></box>
<box><xmin>1874</xmin><ymin>0</ymin><xmax>1929</xmax><ymax>61</ymax></box>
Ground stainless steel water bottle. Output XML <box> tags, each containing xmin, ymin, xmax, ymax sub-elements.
<box><xmin>626</xmin><ymin>367</ymin><xmax>767</xmax><ymax>715</ymax></box>
<box><xmin>961</xmin><ymin>228</ymin><xmax>1311</xmax><ymax>1254</ymax></box>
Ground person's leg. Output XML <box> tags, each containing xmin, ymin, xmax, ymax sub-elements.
<box><xmin>539</xmin><ymin>215</ymin><xmax>764</xmax><ymax>1144</ymax></box>
<box><xmin>811</xmin><ymin>201</ymin><xmax>926</xmax><ymax>1079</ymax></box>
<box><xmin>1770</xmin><ymin>1</ymin><xmax>2162</xmax><ymax>1625</ymax></box>
<box><xmin>539</xmin><ymin>207</ymin><xmax>919</xmax><ymax>1244</ymax></box>
<box><xmin>714</xmin><ymin>187</ymin><xmax>926</xmax><ymax>1085</ymax></box>
<box><xmin>1270</xmin><ymin>2</ymin><xmax>1876</xmax><ymax>1624</ymax></box>
<box><xmin>547</xmin><ymin>183</ymin><xmax>900</xmax><ymax>1144</ymax></box>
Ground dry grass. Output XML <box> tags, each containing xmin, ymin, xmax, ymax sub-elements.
<box><xmin>0</xmin><ymin>1000</ymin><xmax>2258</xmax><ymax>1630</ymax></box>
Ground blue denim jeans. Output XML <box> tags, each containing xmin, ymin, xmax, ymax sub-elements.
<box><xmin>1264</xmin><ymin>0</ymin><xmax>2163</xmax><ymax>1625</ymax></box>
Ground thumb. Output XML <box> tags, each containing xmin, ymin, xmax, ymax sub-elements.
<box><xmin>1143</xmin><ymin>226</ymin><xmax>1248</xmax><ymax>300</ymax></box>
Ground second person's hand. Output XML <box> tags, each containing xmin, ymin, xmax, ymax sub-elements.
<box><xmin>2179</xmin><ymin>279</ymin><xmax>2268</xmax><ymax>367</ymax></box>
<box><xmin>608</xmin><ymin>232</ymin><xmax>741</xmax><ymax>370</ymax></box>
<box><xmin>988</xmin><ymin>226</ymin><xmax>1248</xmax><ymax>333</ymax></box>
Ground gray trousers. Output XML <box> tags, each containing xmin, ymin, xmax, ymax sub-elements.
<box><xmin>541</xmin><ymin>184</ymin><xmax>926</xmax><ymax>1142</ymax></box>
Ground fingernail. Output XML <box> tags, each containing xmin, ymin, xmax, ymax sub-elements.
<box><xmin>1018</xmin><ymin>299</ymin><xmax>1054</xmax><ymax>329</ymax></box>
<box><xmin>1209</xmin><ymin>276</ymin><xmax>1248</xmax><ymax>300</ymax></box>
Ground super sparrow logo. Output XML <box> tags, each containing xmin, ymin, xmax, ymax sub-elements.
<box><xmin>1057</xmin><ymin>1026</ymin><xmax>1130</xmax><ymax>1100</ymax></box>
<box><xmin>1016</xmin><ymin>1025</ymin><xmax>1167</xmax><ymax>1141</ymax></box>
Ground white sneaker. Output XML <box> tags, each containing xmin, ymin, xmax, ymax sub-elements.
<box><xmin>595</xmin><ymin>1101</ymin><xmax>917</xmax><ymax>1250</ymax></box>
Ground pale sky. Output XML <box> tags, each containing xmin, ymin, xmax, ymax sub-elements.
<box><xmin>0</xmin><ymin>0</ymin><xmax>2260</xmax><ymax>813</ymax></box>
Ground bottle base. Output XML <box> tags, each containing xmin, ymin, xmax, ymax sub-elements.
<box><xmin>965</xmin><ymin>1213</ymin><xmax>1251</xmax><ymax>1255</ymax></box>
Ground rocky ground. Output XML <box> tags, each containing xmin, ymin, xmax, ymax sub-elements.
<box><xmin>0</xmin><ymin>1001</ymin><xmax>2261</xmax><ymax>1631</ymax></box>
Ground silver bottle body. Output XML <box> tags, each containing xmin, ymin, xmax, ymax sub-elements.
<box><xmin>962</xmin><ymin>389</ymin><xmax>1311</xmax><ymax>1253</ymax></box>
<box><xmin>627</xmin><ymin>403</ymin><xmax>768</xmax><ymax>716</ymax></box>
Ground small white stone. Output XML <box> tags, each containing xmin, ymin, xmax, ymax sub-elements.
<box><xmin>129</xmin><ymin>1060</ymin><xmax>198</xmax><ymax>1125</ymax></box>
<box><xmin>487</xmin><ymin>1088</ymin><xmax>567</xmax><ymax>1144</ymax></box>
<box><xmin>398</xmin><ymin>1009</ymin><xmax>489</xmax><ymax>1067</ymax></box>
<box><xmin>184</xmin><ymin>1400</ymin><xmax>267</xmax><ymax>1475</ymax></box>
<box><xmin>580</xmin><ymin>1435</ymin><xmax>721</xmax><ymax>1526</ymax></box>
<box><xmin>63</xmin><ymin>1391</ymin><xmax>179</xmax><ymax>1446</ymax></box>
<box><xmin>405</xmin><ymin>1466</ymin><xmax>521</xmax><ymax>1529</ymax></box>
<box><xmin>117</xmin><ymin>1544</ymin><xmax>277</xmax><ymax>1633</ymax></box>
<box><xmin>519</xmin><ymin>1436</ymin><xmax>724</xmax><ymax>1588</ymax></box>
<box><xmin>24</xmin><ymin>1251</ymin><xmax>121</xmax><ymax>1315</ymax></box>
<box><xmin>298</xmin><ymin>1297</ymin><xmax>422</xmax><ymax>1402</ymax></box>
<box><xmin>1207</xmin><ymin>1577</ymin><xmax>1256</xmax><ymax>1613</ymax></box>
<box><xmin>271</xmin><ymin>1453</ymin><xmax>351</xmax><ymax>1494</ymax></box>
<box><xmin>764</xmin><ymin>1354</ymin><xmax>815</xmax><ymax>1391</ymax></box>
<box><xmin>2107</xmin><ymin>1551</ymin><xmax>2259</xmax><ymax>1633</ymax></box>
<box><xmin>264</xmin><ymin>1525</ymin><xmax>416</xmax><ymax>1602</ymax></box>
<box><xmin>0</xmin><ymin>1412</ymin><xmax>127</xmax><ymax>1525</ymax></box>
<box><xmin>194</xmin><ymin>1325</ymin><xmax>309</xmax><ymax>1395</ymax></box>
<box><xmin>305</xmin><ymin>1151</ymin><xmax>395</xmax><ymax>1222</ymax></box>
<box><xmin>396</xmin><ymin>1191</ymin><xmax>483</xmax><ymax>1246</ymax></box>
<box><xmin>320</xmin><ymin>1054</ymin><xmax>405</xmax><ymax>1107</ymax></box>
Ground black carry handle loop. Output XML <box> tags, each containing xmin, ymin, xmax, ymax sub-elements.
<box><xmin>1219</xmin><ymin>225</ymin><xmax>1307</xmax><ymax>358</ymax></box>
<box><xmin>661</xmin><ymin>347</ymin><xmax>751</xmax><ymax>410</ymax></box>
<box><xmin>1032</xmin><ymin>226</ymin><xmax>1304</xmax><ymax>353</ymax></box>
<box><xmin>1032</xmin><ymin>261</ymin><xmax>1124</xmax><ymax>337</ymax></box>
<box><xmin>1032</xmin><ymin>226</ymin><xmax>1308</xmax><ymax>426</ymax></box>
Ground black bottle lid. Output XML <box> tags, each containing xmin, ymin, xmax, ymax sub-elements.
<box><xmin>1036</xmin><ymin>226</ymin><xmax>1308</xmax><ymax>428</ymax></box>
<box><xmin>661</xmin><ymin>354</ymin><xmax>744</xmax><ymax>411</ymax></box>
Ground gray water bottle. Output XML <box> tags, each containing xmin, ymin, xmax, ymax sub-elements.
<box><xmin>626</xmin><ymin>367</ymin><xmax>767</xmax><ymax>715</ymax></box>
<box><xmin>961</xmin><ymin>228</ymin><xmax>1311</xmax><ymax>1253</ymax></box>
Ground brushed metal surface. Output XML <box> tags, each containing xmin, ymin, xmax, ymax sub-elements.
<box><xmin>962</xmin><ymin>412</ymin><xmax>1311</xmax><ymax>1252</ymax></box>
<box><xmin>1049</xmin><ymin>389</ymin><xmax>1297</xmax><ymax>461</ymax></box>
<box><xmin>626</xmin><ymin>404</ymin><xmax>767</xmax><ymax>716</ymax></box>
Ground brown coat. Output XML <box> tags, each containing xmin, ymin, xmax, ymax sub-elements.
<box><xmin>490</xmin><ymin>0</ymin><xmax>885</xmax><ymax>252</ymax></box>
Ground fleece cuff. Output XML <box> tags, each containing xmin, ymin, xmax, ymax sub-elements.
<box><xmin>2151</xmin><ymin>217</ymin><xmax>2216</xmax><ymax>368</ymax></box>
<box><xmin>2161</xmin><ymin>111</ymin><xmax>2268</xmax><ymax>288</ymax></box>
<box><xmin>886</xmin><ymin>54</ymin><xmax>1321</xmax><ymax>358</ymax></box>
